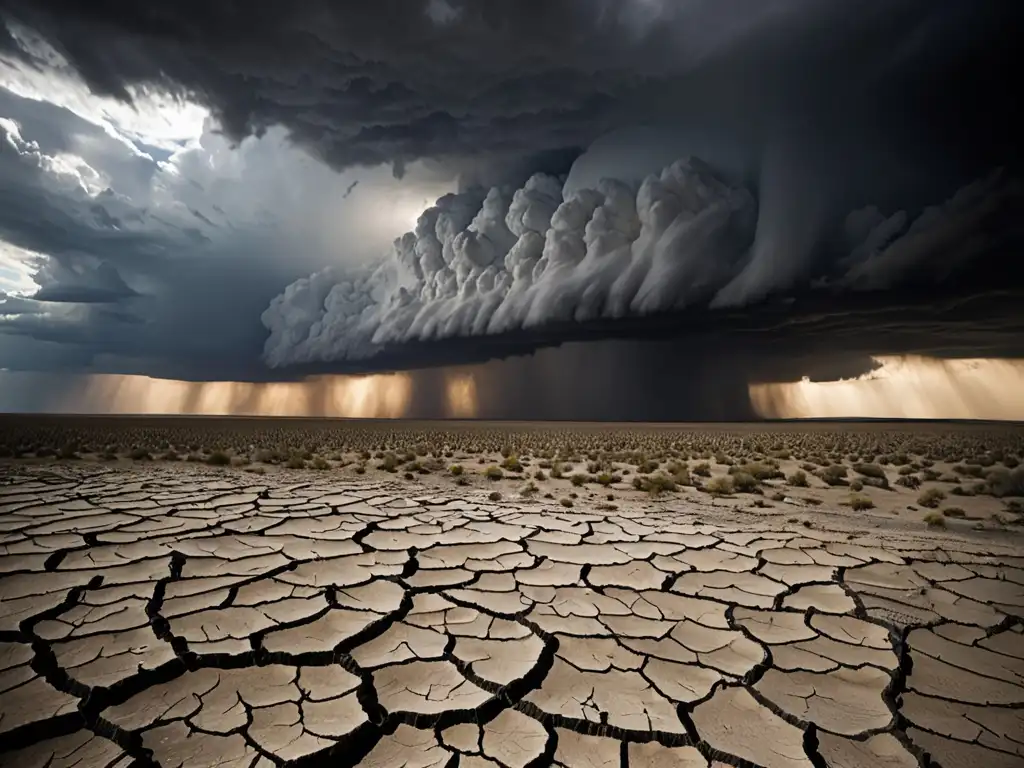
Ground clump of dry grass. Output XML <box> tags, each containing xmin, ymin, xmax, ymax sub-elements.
<box><xmin>787</xmin><ymin>470</ymin><xmax>808</xmax><ymax>487</ymax></box>
<box><xmin>705</xmin><ymin>476</ymin><xmax>734</xmax><ymax>496</ymax></box>
<box><xmin>918</xmin><ymin>488</ymin><xmax>946</xmax><ymax>508</ymax></box>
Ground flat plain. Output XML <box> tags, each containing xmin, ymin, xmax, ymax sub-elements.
<box><xmin>0</xmin><ymin>417</ymin><xmax>1022</xmax><ymax>767</ymax></box>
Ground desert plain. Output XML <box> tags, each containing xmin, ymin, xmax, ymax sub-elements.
<box><xmin>0</xmin><ymin>416</ymin><xmax>1022</xmax><ymax>768</ymax></box>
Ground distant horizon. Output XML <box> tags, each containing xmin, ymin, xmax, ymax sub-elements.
<box><xmin>2</xmin><ymin>413</ymin><xmax>1021</xmax><ymax>427</ymax></box>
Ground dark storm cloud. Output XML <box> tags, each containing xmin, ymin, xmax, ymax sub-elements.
<box><xmin>2</xmin><ymin>1</ymin><xmax>1019</xmax><ymax>179</ymax></box>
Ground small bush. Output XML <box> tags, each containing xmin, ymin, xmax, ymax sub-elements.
<box><xmin>206</xmin><ymin>451</ymin><xmax>231</xmax><ymax>466</ymax></box>
<box><xmin>850</xmin><ymin>479</ymin><xmax>864</xmax><ymax>492</ymax></box>
<box><xmin>488</xmin><ymin>491</ymin><xmax>502</xmax><ymax>502</ymax></box>
<box><xmin>450</xmin><ymin>464</ymin><xmax>464</xmax><ymax>476</ymax></box>
<box><xmin>787</xmin><ymin>470</ymin><xmax>809</xmax><ymax>488</ymax></box>
<box><xmin>731</xmin><ymin>471</ymin><xmax>758</xmax><ymax>493</ymax></box>
<box><xmin>896</xmin><ymin>475</ymin><xmax>922</xmax><ymax>490</ymax></box>
<box><xmin>354</xmin><ymin>464</ymin><xmax>366</xmax><ymax>474</ymax></box>
<box><xmin>924</xmin><ymin>512</ymin><xmax>946</xmax><ymax>528</ymax></box>
<box><xmin>740</xmin><ymin>462</ymin><xmax>784</xmax><ymax>482</ymax></box>
<box><xmin>501</xmin><ymin>455</ymin><xmax>523</xmax><ymax>472</ymax></box>
<box><xmin>849</xmin><ymin>496</ymin><xmax>875</xmax><ymax>511</ymax></box>
<box><xmin>986</xmin><ymin>468</ymin><xmax>1024</xmax><ymax>498</ymax></box>
<box><xmin>129</xmin><ymin>447</ymin><xmax>152</xmax><ymax>461</ymax></box>
<box><xmin>853</xmin><ymin>463</ymin><xmax>886</xmax><ymax>480</ymax></box>
<box><xmin>692</xmin><ymin>462</ymin><xmax>712</xmax><ymax>477</ymax></box>
<box><xmin>918</xmin><ymin>488</ymin><xmax>946</xmax><ymax>508</ymax></box>
<box><xmin>286</xmin><ymin>456</ymin><xmax>307</xmax><ymax>470</ymax></box>
<box><xmin>816</xmin><ymin>464</ymin><xmax>848</xmax><ymax>486</ymax></box>
<box><xmin>520</xmin><ymin>482</ymin><xmax>538</xmax><ymax>497</ymax></box>
<box><xmin>534</xmin><ymin>470</ymin><xmax>547</xmax><ymax>481</ymax></box>
<box><xmin>570</xmin><ymin>473</ymin><xmax>589</xmax><ymax>487</ymax></box>
<box><xmin>559</xmin><ymin>497</ymin><xmax>574</xmax><ymax>508</ymax></box>
<box><xmin>943</xmin><ymin>507</ymin><xmax>967</xmax><ymax>518</ymax></box>
<box><xmin>706</xmin><ymin>476</ymin><xmax>734</xmax><ymax>496</ymax></box>
<box><xmin>634</xmin><ymin>473</ymin><xmax>677</xmax><ymax>496</ymax></box>
<box><xmin>484</xmin><ymin>466</ymin><xmax>504</xmax><ymax>481</ymax></box>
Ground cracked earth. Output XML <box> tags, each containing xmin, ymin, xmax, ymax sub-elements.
<box><xmin>1</xmin><ymin>464</ymin><xmax>1022</xmax><ymax>768</ymax></box>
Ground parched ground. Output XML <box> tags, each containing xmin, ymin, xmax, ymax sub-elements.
<box><xmin>0</xmin><ymin>461</ymin><xmax>1022</xmax><ymax>768</ymax></box>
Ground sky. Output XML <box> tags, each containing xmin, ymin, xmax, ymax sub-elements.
<box><xmin>0</xmin><ymin>0</ymin><xmax>1022</xmax><ymax>420</ymax></box>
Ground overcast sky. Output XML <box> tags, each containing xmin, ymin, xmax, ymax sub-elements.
<box><xmin>0</xmin><ymin>1</ymin><xmax>1021</xmax><ymax>418</ymax></box>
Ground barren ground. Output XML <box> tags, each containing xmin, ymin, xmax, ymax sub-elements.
<box><xmin>0</xmin><ymin>418</ymin><xmax>1022</xmax><ymax>767</ymax></box>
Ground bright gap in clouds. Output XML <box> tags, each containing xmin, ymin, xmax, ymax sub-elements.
<box><xmin>1</xmin><ymin>23</ymin><xmax>208</xmax><ymax>149</ymax></box>
<box><xmin>0</xmin><ymin>240</ymin><xmax>41</xmax><ymax>296</ymax></box>
<box><xmin>749</xmin><ymin>356</ymin><xmax>1024</xmax><ymax>421</ymax></box>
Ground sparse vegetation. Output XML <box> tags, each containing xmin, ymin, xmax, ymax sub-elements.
<box><xmin>924</xmin><ymin>512</ymin><xmax>946</xmax><ymax>528</ymax></box>
<box><xmin>706</xmin><ymin>476</ymin><xmax>734</xmax><ymax>496</ymax></box>
<box><xmin>501</xmin><ymin>455</ymin><xmax>523</xmax><ymax>473</ymax></box>
<box><xmin>817</xmin><ymin>464</ymin><xmax>849</xmax><ymax>486</ymax></box>
<box><xmin>5</xmin><ymin>419</ymin><xmax>1022</xmax><ymax>527</ymax></box>
<box><xmin>206</xmin><ymin>450</ymin><xmax>231</xmax><ymax>466</ymax></box>
<box><xmin>787</xmin><ymin>470</ymin><xmax>808</xmax><ymax>487</ymax></box>
<box><xmin>849</xmin><ymin>496</ymin><xmax>875</xmax><ymax>511</ymax></box>
<box><xmin>918</xmin><ymin>488</ymin><xmax>946</xmax><ymax>508</ymax></box>
<box><xmin>986</xmin><ymin>468</ymin><xmax>1024</xmax><ymax>498</ymax></box>
<box><xmin>853</xmin><ymin>463</ymin><xmax>886</xmax><ymax>480</ymax></box>
<box><xmin>896</xmin><ymin>474</ymin><xmax>922</xmax><ymax>489</ymax></box>
<box><xmin>730</xmin><ymin>471</ymin><xmax>758</xmax><ymax>493</ymax></box>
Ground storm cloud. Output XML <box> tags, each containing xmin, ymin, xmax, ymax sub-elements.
<box><xmin>0</xmin><ymin>0</ymin><xmax>1022</xmax><ymax>420</ymax></box>
<box><xmin>262</xmin><ymin>155</ymin><xmax>1021</xmax><ymax>368</ymax></box>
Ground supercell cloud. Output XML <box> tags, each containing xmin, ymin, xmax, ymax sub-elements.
<box><xmin>262</xmin><ymin>156</ymin><xmax>1021</xmax><ymax>367</ymax></box>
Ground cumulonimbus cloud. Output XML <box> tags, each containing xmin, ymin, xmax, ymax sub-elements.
<box><xmin>262</xmin><ymin>157</ymin><xmax>1022</xmax><ymax>368</ymax></box>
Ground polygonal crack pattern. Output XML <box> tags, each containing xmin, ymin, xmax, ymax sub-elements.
<box><xmin>0</xmin><ymin>464</ymin><xmax>1022</xmax><ymax>768</ymax></box>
